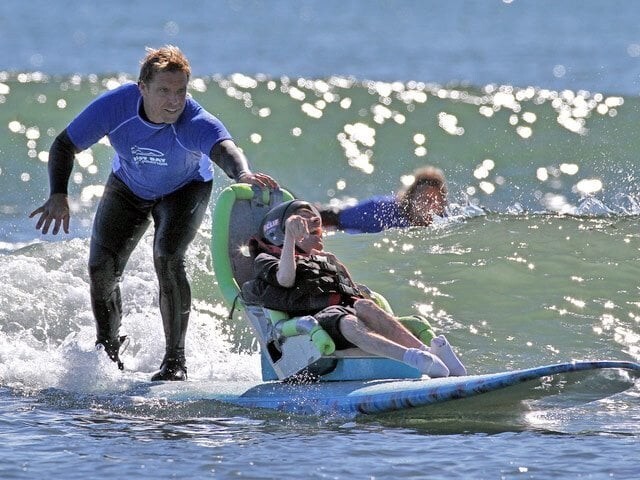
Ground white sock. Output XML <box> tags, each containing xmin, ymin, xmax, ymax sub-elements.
<box><xmin>403</xmin><ymin>348</ymin><xmax>449</xmax><ymax>378</ymax></box>
<box><xmin>428</xmin><ymin>335</ymin><xmax>467</xmax><ymax>376</ymax></box>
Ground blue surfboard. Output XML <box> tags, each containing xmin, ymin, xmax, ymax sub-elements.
<box><xmin>141</xmin><ymin>360</ymin><xmax>640</xmax><ymax>416</ymax></box>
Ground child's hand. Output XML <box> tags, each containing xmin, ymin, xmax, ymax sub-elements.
<box><xmin>285</xmin><ymin>215</ymin><xmax>309</xmax><ymax>241</ymax></box>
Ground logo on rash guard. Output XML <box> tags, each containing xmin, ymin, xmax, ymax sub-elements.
<box><xmin>131</xmin><ymin>146</ymin><xmax>168</xmax><ymax>166</ymax></box>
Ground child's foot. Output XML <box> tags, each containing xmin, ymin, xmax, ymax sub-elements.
<box><xmin>429</xmin><ymin>335</ymin><xmax>467</xmax><ymax>376</ymax></box>
<box><xmin>403</xmin><ymin>348</ymin><xmax>449</xmax><ymax>378</ymax></box>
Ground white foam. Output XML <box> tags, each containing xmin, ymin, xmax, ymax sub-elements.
<box><xmin>0</xmin><ymin>234</ymin><xmax>262</xmax><ymax>394</ymax></box>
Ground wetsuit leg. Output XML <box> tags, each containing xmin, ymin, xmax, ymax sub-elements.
<box><xmin>151</xmin><ymin>180</ymin><xmax>212</xmax><ymax>375</ymax></box>
<box><xmin>89</xmin><ymin>174</ymin><xmax>152</xmax><ymax>361</ymax></box>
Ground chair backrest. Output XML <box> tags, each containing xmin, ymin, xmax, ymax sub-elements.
<box><xmin>211</xmin><ymin>184</ymin><xmax>293</xmax><ymax>308</ymax></box>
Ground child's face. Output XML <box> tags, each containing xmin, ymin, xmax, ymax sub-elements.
<box><xmin>294</xmin><ymin>207</ymin><xmax>323</xmax><ymax>253</ymax></box>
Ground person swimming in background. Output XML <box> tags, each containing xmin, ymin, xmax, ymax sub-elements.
<box><xmin>318</xmin><ymin>165</ymin><xmax>448</xmax><ymax>233</ymax></box>
<box><xmin>242</xmin><ymin>199</ymin><xmax>466</xmax><ymax>377</ymax></box>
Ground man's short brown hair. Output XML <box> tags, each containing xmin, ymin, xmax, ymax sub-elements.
<box><xmin>138</xmin><ymin>45</ymin><xmax>191</xmax><ymax>84</ymax></box>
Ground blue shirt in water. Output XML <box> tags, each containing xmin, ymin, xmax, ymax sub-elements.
<box><xmin>337</xmin><ymin>195</ymin><xmax>410</xmax><ymax>233</ymax></box>
<box><xmin>66</xmin><ymin>82</ymin><xmax>232</xmax><ymax>200</ymax></box>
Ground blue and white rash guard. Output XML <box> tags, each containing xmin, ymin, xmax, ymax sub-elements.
<box><xmin>67</xmin><ymin>82</ymin><xmax>232</xmax><ymax>200</ymax></box>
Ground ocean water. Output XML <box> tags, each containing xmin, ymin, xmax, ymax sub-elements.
<box><xmin>1</xmin><ymin>1</ymin><xmax>640</xmax><ymax>478</ymax></box>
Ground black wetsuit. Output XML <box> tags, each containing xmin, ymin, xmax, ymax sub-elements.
<box><xmin>89</xmin><ymin>173</ymin><xmax>212</xmax><ymax>364</ymax></box>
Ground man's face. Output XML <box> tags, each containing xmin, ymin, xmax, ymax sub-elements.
<box><xmin>409</xmin><ymin>183</ymin><xmax>446</xmax><ymax>225</ymax></box>
<box><xmin>139</xmin><ymin>70</ymin><xmax>188</xmax><ymax>124</ymax></box>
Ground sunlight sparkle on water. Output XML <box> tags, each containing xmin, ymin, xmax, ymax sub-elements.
<box><xmin>413</xmin><ymin>133</ymin><xmax>426</xmax><ymax>145</ymax></box>
<box><xmin>575</xmin><ymin>178</ymin><xmax>603</xmax><ymax>195</ymax></box>
<box><xmin>560</xmin><ymin>163</ymin><xmax>579</xmax><ymax>175</ymax></box>
<box><xmin>401</xmin><ymin>243</ymin><xmax>414</xmax><ymax>252</ymax></box>
<box><xmin>536</xmin><ymin>167</ymin><xmax>549</xmax><ymax>182</ymax></box>
<box><xmin>479</xmin><ymin>105</ymin><xmax>494</xmax><ymax>117</ymax></box>
<box><xmin>416</xmin><ymin>304</ymin><xmax>434</xmax><ymax>316</ymax></box>
<box><xmin>400</xmin><ymin>174</ymin><xmax>415</xmax><ymax>187</ymax></box>
<box><xmin>231</xmin><ymin>73</ymin><xmax>258</xmax><ymax>89</ymax></box>
<box><xmin>80</xmin><ymin>185</ymin><xmax>104</xmax><ymax>202</ymax></box>
<box><xmin>393</xmin><ymin>113</ymin><xmax>406</xmax><ymax>124</ymax></box>
<box><xmin>479</xmin><ymin>181</ymin><xmax>495</xmax><ymax>194</ymax></box>
<box><xmin>301</xmin><ymin>103</ymin><xmax>323</xmax><ymax>119</ymax></box>
<box><xmin>190</xmin><ymin>78</ymin><xmax>206</xmax><ymax>92</ymax></box>
<box><xmin>564</xmin><ymin>296</ymin><xmax>586</xmax><ymax>309</ymax></box>
<box><xmin>338</xmin><ymin>123</ymin><xmax>376</xmax><ymax>173</ymax></box>
<box><xmin>542</xmin><ymin>193</ymin><xmax>572</xmax><ymax>213</ymax></box>
<box><xmin>438</xmin><ymin>112</ymin><xmax>464</xmax><ymax>136</ymax></box>
<box><xmin>104</xmin><ymin>77</ymin><xmax>125</xmax><ymax>91</ymax></box>
<box><xmin>492</xmin><ymin>90</ymin><xmax>518</xmax><ymax>110</ymax></box>
<box><xmin>8</xmin><ymin>120</ymin><xmax>24</xmax><ymax>133</ymax></box>
<box><xmin>287</xmin><ymin>86</ymin><xmax>305</xmax><ymax>101</ymax></box>
<box><xmin>344</xmin><ymin>122</ymin><xmax>376</xmax><ymax>147</ymax></box>
<box><xmin>372</xmin><ymin>103</ymin><xmax>392</xmax><ymax>124</ymax></box>
<box><xmin>399</xmin><ymin>89</ymin><xmax>427</xmax><ymax>104</ymax></box>
<box><xmin>414</xmin><ymin>146</ymin><xmax>427</xmax><ymax>157</ymax></box>
<box><xmin>473</xmin><ymin>159</ymin><xmax>494</xmax><ymax>180</ymax></box>
<box><xmin>76</xmin><ymin>151</ymin><xmax>94</xmax><ymax>168</ymax></box>
<box><xmin>516</xmin><ymin>126</ymin><xmax>532</xmax><ymax>138</ymax></box>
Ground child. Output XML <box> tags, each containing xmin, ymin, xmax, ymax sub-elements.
<box><xmin>242</xmin><ymin>200</ymin><xmax>466</xmax><ymax>377</ymax></box>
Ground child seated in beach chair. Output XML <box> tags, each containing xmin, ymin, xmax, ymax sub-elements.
<box><xmin>241</xmin><ymin>199</ymin><xmax>466</xmax><ymax>378</ymax></box>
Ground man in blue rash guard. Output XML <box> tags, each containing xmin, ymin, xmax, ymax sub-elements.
<box><xmin>30</xmin><ymin>45</ymin><xmax>277</xmax><ymax>381</ymax></box>
<box><xmin>318</xmin><ymin>166</ymin><xmax>448</xmax><ymax>233</ymax></box>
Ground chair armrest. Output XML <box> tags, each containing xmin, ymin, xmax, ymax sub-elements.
<box><xmin>270</xmin><ymin>312</ymin><xmax>336</xmax><ymax>355</ymax></box>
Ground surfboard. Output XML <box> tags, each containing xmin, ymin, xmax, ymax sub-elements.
<box><xmin>137</xmin><ymin>360</ymin><xmax>640</xmax><ymax>416</ymax></box>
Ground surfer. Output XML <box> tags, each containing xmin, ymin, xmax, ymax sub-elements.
<box><xmin>242</xmin><ymin>199</ymin><xmax>466</xmax><ymax>377</ymax></box>
<box><xmin>29</xmin><ymin>45</ymin><xmax>277</xmax><ymax>381</ymax></box>
<box><xmin>317</xmin><ymin>165</ymin><xmax>448</xmax><ymax>233</ymax></box>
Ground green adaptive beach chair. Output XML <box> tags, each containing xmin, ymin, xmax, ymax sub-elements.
<box><xmin>211</xmin><ymin>184</ymin><xmax>436</xmax><ymax>381</ymax></box>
